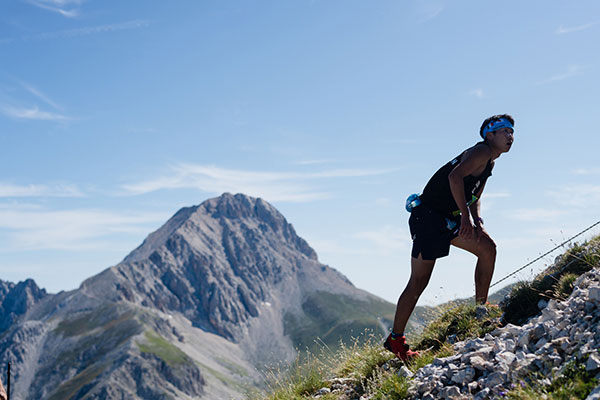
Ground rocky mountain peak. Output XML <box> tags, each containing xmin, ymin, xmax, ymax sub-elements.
<box><xmin>87</xmin><ymin>193</ymin><xmax>327</xmax><ymax>340</ymax></box>
<box><xmin>124</xmin><ymin>193</ymin><xmax>317</xmax><ymax>264</ymax></box>
<box><xmin>0</xmin><ymin>278</ymin><xmax>47</xmax><ymax>333</ymax></box>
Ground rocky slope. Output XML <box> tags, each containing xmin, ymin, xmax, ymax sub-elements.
<box><xmin>409</xmin><ymin>267</ymin><xmax>600</xmax><ymax>399</ymax></box>
<box><xmin>0</xmin><ymin>193</ymin><xmax>395</xmax><ymax>399</ymax></box>
<box><xmin>300</xmin><ymin>262</ymin><xmax>600</xmax><ymax>400</ymax></box>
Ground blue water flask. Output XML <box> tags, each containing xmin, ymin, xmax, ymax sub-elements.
<box><xmin>405</xmin><ymin>193</ymin><xmax>421</xmax><ymax>212</ymax></box>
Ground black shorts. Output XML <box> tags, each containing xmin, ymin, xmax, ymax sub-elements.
<box><xmin>409</xmin><ymin>204</ymin><xmax>460</xmax><ymax>260</ymax></box>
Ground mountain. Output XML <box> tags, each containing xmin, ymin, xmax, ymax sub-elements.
<box><xmin>0</xmin><ymin>193</ymin><xmax>396</xmax><ymax>399</ymax></box>
<box><xmin>0</xmin><ymin>279</ymin><xmax>47</xmax><ymax>334</ymax></box>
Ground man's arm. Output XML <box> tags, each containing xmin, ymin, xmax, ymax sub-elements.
<box><xmin>469</xmin><ymin>182</ymin><xmax>491</xmax><ymax>242</ymax></box>
<box><xmin>469</xmin><ymin>181</ymin><xmax>486</xmax><ymax>227</ymax></box>
<box><xmin>448</xmin><ymin>145</ymin><xmax>491</xmax><ymax>238</ymax></box>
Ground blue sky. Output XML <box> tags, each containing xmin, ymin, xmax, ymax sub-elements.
<box><xmin>1</xmin><ymin>0</ymin><xmax>600</xmax><ymax>305</ymax></box>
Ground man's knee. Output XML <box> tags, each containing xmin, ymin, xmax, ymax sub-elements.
<box><xmin>487</xmin><ymin>241</ymin><xmax>497</xmax><ymax>259</ymax></box>
<box><xmin>478</xmin><ymin>238</ymin><xmax>496</xmax><ymax>261</ymax></box>
<box><xmin>408</xmin><ymin>274</ymin><xmax>431</xmax><ymax>293</ymax></box>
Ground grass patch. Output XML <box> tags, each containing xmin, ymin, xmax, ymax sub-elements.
<box><xmin>506</xmin><ymin>358</ymin><xmax>598</xmax><ymax>399</ymax></box>
<box><xmin>503</xmin><ymin>236</ymin><xmax>600</xmax><ymax>325</ymax></box>
<box><xmin>368</xmin><ymin>371</ymin><xmax>411</xmax><ymax>400</ymax></box>
<box><xmin>215</xmin><ymin>355</ymin><xmax>250</xmax><ymax>377</ymax></box>
<box><xmin>553</xmin><ymin>272</ymin><xmax>577</xmax><ymax>299</ymax></box>
<box><xmin>414</xmin><ymin>303</ymin><xmax>502</xmax><ymax>352</ymax></box>
<box><xmin>253</xmin><ymin>331</ymin><xmax>460</xmax><ymax>400</ymax></box>
<box><xmin>53</xmin><ymin>312</ymin><xmax>141</xmax><ymax>368</ymax></box>
<box><xmin>253</xmin><ymin>354</ymin><xmax>329</xmax><ymax>400</ymax></box>
<box><xmin>333</xmin><ymin>334</ymin><xmax>393</xmax><ymax>382</ymax></box>
<box><xmin>137</xmin><ymin>330</ymin><xmax>193</xmax><ymax>368</ymax></box>
<box><xmin>48</xmin><ymin>363</ymin><xmax>106</xmax><ymax>400</ymax></box>
<box><xmin>197</xmin><ymin>360</ymin><xmax>244</xmax><ymax>389</ymax></box>
<box><xmin>55</xmin><ymin>304</ymin><xmax>134</xmax><ymax>337</ymax></box>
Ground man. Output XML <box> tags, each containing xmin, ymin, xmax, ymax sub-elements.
<box><xmin>385</xmin><ymin>114</ymin><xmax>515</xmax><ymax>361</ymax></box>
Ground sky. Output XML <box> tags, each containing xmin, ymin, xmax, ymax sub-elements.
<box><xmin>1</xmin><ymin>0</ymin><xmax>600</xmax><ymax>306</ymax></box>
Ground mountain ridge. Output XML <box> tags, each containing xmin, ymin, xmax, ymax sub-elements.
<box><xmin>0</xmin><ymin>193</ymin><xmax>395</xmax><ymax>399</ymax></box>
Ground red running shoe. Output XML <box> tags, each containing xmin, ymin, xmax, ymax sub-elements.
<box><xmin>384</xmin><ymin>333</ymin><xmax>419</xmax><ymax>361</ymax></box>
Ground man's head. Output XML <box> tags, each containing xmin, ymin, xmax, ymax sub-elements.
<box><xmin>480</xmin><ymin>114</ymin><xmax>515</xmax><ymax>154</ymax></box>
<box><xmin>480</xmin><ymin>114</ymin><xmax>514</xmax><ymax>139</ymax></box>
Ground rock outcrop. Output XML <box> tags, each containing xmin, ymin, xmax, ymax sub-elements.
<box><xmin>0</xmin><ymin>279</ymin><xmax>47</xmax><ymax>333</ymax></box>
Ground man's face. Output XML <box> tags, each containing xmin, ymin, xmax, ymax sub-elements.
<box><xmin>491</xmin><ymin>127</ymin><xmax>514</xmax><ymax>152</ymax></box>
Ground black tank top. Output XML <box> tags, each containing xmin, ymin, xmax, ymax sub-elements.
<box><xmin>419</xmin><ymin>142</ymin><xmax>493</xmax><ymax>217</ymax></box>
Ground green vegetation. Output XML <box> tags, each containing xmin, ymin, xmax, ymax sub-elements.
<box><xmin>255</xmin><ymin>234</ymin><xmax>600</xmax><ymax>400</ymax></box>
<box><xmin>137</xmin><ymin>330</ymin><xmax>193</xmax><ymax>368</ymax></box>
<box><xmin>216</xmin><ymin>355</ymin><xmax>251</xmax><ymax>377</ymax></box>
<box><xmin>506</xmin><ymin>358</ymin><xmax>598</xmax><ymax>399</ymax></box>
<box><xmin>49</xmin><ymin>364</ymin><xmax>106</xmax><ymax>400</ymax></box>
<box><xmin>252</xmin><ymin>331</ymin><xmax>456</xmax><ymax>400</ymax></box>
<box><xmin>554</xmin><ymin>272</ymin><xmax>578</xmax><ymax>299</ymax></box>
<box><xmin>43</xmin><ymin>304</ymin><xmax>143</xmax><ymax>399</ymax></box>
<box><xmin>53</xmin><ymin>312</ymin><xmax>141</xmax><ymax>368</ymax></box>
<box><xmin>414</xmin><ymin>303</ymin><xmax>502</xmax><ymax>352</ymax></box>
<box><xmin>55</xmin><ymin>304</ymin><xmax>135</xmax><ymax>337</ymax></box>
<box><xmin>283</xmin><ymin>291</ymin><xmax>395</xmax><ymax>353</ymax></box>
<box><xmin>197</xmin><ymin>360</ymin><xmax>245</xmax><ymax>389</ymax></box>
<box><xmin>503</xmin><ymin>236</ymin><xmax>600</xmax><ymax>325</ymax></box>
<box><xmin>252</xmin><ymin>352</ymin><xmax>330</xmax><ymax>400</ymax></box>
<box><xmin>367</xmin><ymin>371</ymin><xmax>411</xmax><ymax>400</ymax></box>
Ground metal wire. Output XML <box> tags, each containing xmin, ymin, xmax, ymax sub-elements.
<box><xmin>489</xmin><ymin>219</ymin><xmax>600</xmax><ymax>288</ymax></box>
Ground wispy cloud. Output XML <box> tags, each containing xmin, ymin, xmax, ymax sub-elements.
<box><xmin>25</xmin><ymin>0</ymin><xmax>83</xmax><ymax>18</ymax></box>
<box><xmin>1</xmin><ymin>104</ymin><xmax>69</xmax><ymax>121</ymax></box>
<box><xmin>18</xmin><ymin>80</ymin><xmax>64</xmax><ymax>111</ymax></box>
<box><xmin>470</xmin><ymin>88</ymin><xmax>484</xmax><ymax>99</ymax></box>
<box><xmin>571</xmin><ymin>167</ymin><xmax>600</xmax><ymax>175</ymax></box>
<box><xmin>0</xmin><ymin>206</ymin><xmax>166</xmax><ymax>251</ymax></box>
<box><xmin>546</xmin><ymin>184</ymin><xmax>600</xmax><ymax>208</ymax></box>
<box><xmin>121</xmin><ymin>164</ymin><xmax>396</xmax><ymax>202</ymax></box>
<box><xmin>557</xmin><ymin>21</ymin><xmax>600</xmax><ymax>34</ymax></box>
<box><xmin>353</xmin><ymin>225</ymin><xmax>410</xmax><ymax>254</ymax></box>
<box><xmin>294</xmin><ymin>159</ymin><xmax>335</xmax><ymax>166</ymax></box>
<box><xmin>1</xmin><ymin>20</ymin><xmax>151</xmax><ymax>44</ymax></box>
<box><xmin>33</xmin><ymin>20</ymin><xmax>151</xmax><ymax>40</ymax></box>
<box><xmin>375</xmin><ymin>197</ymin><xmax>392</xmax><ymax>206</ymax></box>
<box><xmin>0</xmin><ymin>78</ymin><xmax>70</xmax><ymax>122</ymax></box>
<box><xmin>537</xmin><ymin>65</ymin><xmax>586</xmax><ymax>85</ymax></box>
<box><xmin>415</xmin><ymin>0</ymin><xmax>445</xmax><ymax>23</ymax></box>
<box><xmin>0</xmin><ymin>183</ymin><xmax>83</xmax><ymax>198</ymax></box>
<box><xmin>508</xmin><ymin>208</ymin><xmax>565</xmax><ymax>222</ymax></box>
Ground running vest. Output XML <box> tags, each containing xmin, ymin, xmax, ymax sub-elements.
<box><xmin>419</xmin><ymin>142</ymin><xmax>493</xmax><ymax>217</ymax></box>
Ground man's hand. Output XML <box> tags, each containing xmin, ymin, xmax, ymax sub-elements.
<box><xmin>459</xmin><ymin>214</ymin><xmax>474</xmax><ymax>239</ymax></box>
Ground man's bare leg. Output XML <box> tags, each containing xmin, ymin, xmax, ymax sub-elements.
<box><xmin>451</xmin><ymin>232</ymin><xmax>496</xmax><ymax>304</ymax></box>
<box><xmin>392</xmin><ymin>254</ymin><xmax>436</xmax><ymax>334</ymax></box>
